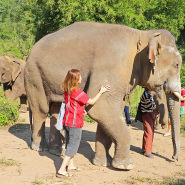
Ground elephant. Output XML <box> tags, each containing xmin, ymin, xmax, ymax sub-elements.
<box><xmin>25</xmin><ymin>22</ymin><xmax>182</xmax><ymax>170</ymax></box>
<box><xmin>0</xmin><ymin>55</ymin><xmax>27</xmax><ymax>112</ymax></box>
<box><xmin>152</xmin><ymin>89</ymin><xmax>168</xmax><ymax>130</ymax></box>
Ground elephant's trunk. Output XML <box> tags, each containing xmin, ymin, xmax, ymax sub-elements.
<box><xmin>166</xmin><ymin>92</ymin><xmax>180</xmax><ymax>160</ymax></box>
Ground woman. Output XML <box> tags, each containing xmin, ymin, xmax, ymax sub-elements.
<box><xmin>140</xmin><ymin>88</ymin><xmax>156</xmax><ymax>158</ymax></box>
<box><xmin>57</xmin><ymin>69</ymin><xmax>110</xmax><ymax>177</ymax></box>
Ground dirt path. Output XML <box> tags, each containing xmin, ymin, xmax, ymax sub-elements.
<box><xmin>0</xmin><ymin>111</ymin><xmax>185</xmax><ymax>185</ymax></box>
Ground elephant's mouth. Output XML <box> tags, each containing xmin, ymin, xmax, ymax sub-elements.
<box><xmin>151</xmin><ymin>84</ymin><xmax>163</xmax><ymax>99</ymax></box>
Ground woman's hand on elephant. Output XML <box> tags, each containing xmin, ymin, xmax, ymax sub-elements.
<box><xmin>87</xmin><ymin>85</ymin><xmax>110</xmax><ymax>105</ymax></box>
<box><xmin>99</xmin><ymin>85</ymin><xmax>110</xmax><ymax>94</ymax></box>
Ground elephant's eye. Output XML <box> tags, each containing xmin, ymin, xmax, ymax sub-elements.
<box><xmin>174</xmin><ymin>62</ymin><xmax>179</xmax><ymax>68</ymax></box>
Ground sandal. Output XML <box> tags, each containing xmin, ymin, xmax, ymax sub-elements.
<box><xmin>67</xmin><ymin>167</ymin><xmax>81</xmax><ymax>172</ymax></box>
<box><xmin>144</xmin><ymin>153</ymin><xmax>154</xmax><ymax>158</ymax></box>
<box><xmin>164</xmin><ymin>133</ymin><xmax>171</xmax><ymax>137</ymax></box>
<box><xmin>56</xmin><ymin>172</ymin><xmax>72</xmax><ymax>178</ymax></box>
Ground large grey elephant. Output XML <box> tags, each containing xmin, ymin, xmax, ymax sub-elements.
<box><xmin>152</xmin><ymin>89</ymin><xmax>168</xmax><ymax>130</ymax></box>
<box><xmin>0</xmin><ymin>55</ymin><xmax>27</xmax><ymax>112</ymax></box>
<box><xmin>25</xmin><ymin>22</ymin><xmax>182</xmax><ymax>170</ymax></box>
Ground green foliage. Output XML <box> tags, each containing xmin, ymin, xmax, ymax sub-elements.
<box><xmin>129</xmin><ymin>86</ymin><xmax>144</xmax><ymax>118</ymax></box>
<box><xmin>0</xmin><ymin>85</ymin><xmax>20</xmax><ymax>126</ymax></box>
<box><xmin>180</xmin><ymin>63</ymin><xmax>185</xmax><ymax>88</ymax></box>
<box><xmin>33</xmin><ymin>0</ymin><xmax>185</xmax><ymax>41</ymax></box>
<box><xmin>180</xmin><ymin>115</ymin><xmax>185</xmax><ymax>134</ymax></box>
<box><xmin>177</xmin><ymin>30</ymin><xmax>185</xmax><ymax>63</ymax></box>
<box><xmin>83</xmin><ymin>115</ymin><xmax>95</xmax><ymax>123</ymax></box>
<box><xmin>0</xmin><ymin>0</ymin><xmax>37</xmax><ymax>59</ymax></box>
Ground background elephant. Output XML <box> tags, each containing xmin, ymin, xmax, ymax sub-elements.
<box><xmin>0</xmin><ymin>55</ymin><xmax>27</xmax><ymax>112</ymax></box>
<box><xmin>25</xmin><ymin>22</ymin><xmax>182</xmax><ymax>170</ymax></box>
<box><xmin>152</xmin><ymin>89</ymin><xmax>168</xmax><ymax>130</ymax></box>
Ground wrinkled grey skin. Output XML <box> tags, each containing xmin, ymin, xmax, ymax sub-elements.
<box><xmin>0</xmin><ymin>55</ymin><xmax>27</xmax><ymax>112</ymax></box>
<box><xmin>152</xmin><ymin>89</ymin><xmax>168</xmax><ymax>130</ymax></box>
<box><xmin>25</xmin><ymin>22</ymin><xmax>182</xmax><ymax>170</ymax></box>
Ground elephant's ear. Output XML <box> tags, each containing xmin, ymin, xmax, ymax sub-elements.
<box><xmin>148</xmin><ymin>33</ymin><xmax>161</xmax><ymax>74</ymax></box>
<box><xmin>12</xmin><ymin>61</ymin><xmax>21</xmax><ymax>81</ymax></box>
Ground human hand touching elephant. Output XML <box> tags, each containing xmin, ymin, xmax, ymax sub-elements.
<box><xmin>99</xmin><ymin>85</ymin><xmax>111</xmax><ymax>94</ymax></box>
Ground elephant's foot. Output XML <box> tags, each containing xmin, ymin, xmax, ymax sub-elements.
<box><xmin>31</xmin><ymin>140</ymin><xmax>48</xmax><ymax>152</ymax></box>
<box><xmin>92</xmin><ymin>155</ymin><xmax>112</xmax><ymax>167</ymax></box>
<box><xmin>155</xmin><ymin>124</ymin><xmax>162</xmax><ymax>130</ymax></box>
<box><xmin>20</xmin><ymin>109</ymin><xmax>27</xmax><ymax>113</ymax></box>
<box><xmin>112</xmin><ymin>158</ymin><xmax>135</xmax><ymax>170</ymax></box>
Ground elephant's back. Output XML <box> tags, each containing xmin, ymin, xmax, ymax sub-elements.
<box><xmin>27</xmin><ymin>22</ymin><xmax>139</xmax><ymax>69</ymax></box>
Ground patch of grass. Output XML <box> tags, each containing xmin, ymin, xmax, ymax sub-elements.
<box><xmin>83</xmin><ymin>115</ymin><xmax>95</xmax><ymax>123</ymax></box>
<box><xmin>123</xmin><ymin>176</ymin><xmax>185</xmax><ymax>185</ymax></box>
<box><xmin>0</xmin><ymin>157</ymin><xmax>19</xmax><ymax>166</ymax></box>
<box><xmin>32</xmin><ymin>179</ymin><xmax>43</xmax><ymax>185</ymax></box>
<box><xmin>124</xmin><ymin>179</ymin><xmax>136</xmax><ymax>184</ymax></box>
<box><xmin>176</xmin><ymin>171</ymin><xmax>185</xmax><ymax>177</ymax></box>
<box><xmin>21</xmin><ymin>118</ymin><xmax>26</xmax><ymax>122</ymax></box>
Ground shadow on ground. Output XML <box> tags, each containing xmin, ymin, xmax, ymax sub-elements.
<box><xmin>8</xmin><ymin>118</ymin><xmax>173</xmax><ymax>172</ymax></box>
<box><xmin>8</xmin><ymin>122</ymin><xmax>96</xmax><ymax>172</ymax></box>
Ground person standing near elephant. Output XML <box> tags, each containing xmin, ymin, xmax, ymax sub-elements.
<box><xmin>124</xmin><ymin>94</ymin><xmax>132</xmax><ymax>126</ymax></box>
<box><xmin>57</xmin><ymin>69</ymin><xmax>110</xmax><ymax>177</ymax></box>
<box><xmin>140</xmin><ymin>88</ymin><xmax>156</xmax><ymax>158</ymax></box>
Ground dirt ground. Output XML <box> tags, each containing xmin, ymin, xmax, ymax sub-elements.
<box><xmin>0</xmin><ymin>111</ymin><xmax>185</xmax><ymax>185</ymax></box>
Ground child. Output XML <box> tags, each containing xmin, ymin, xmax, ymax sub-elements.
<box><xmin>57</xmin><ymin>69</ymin><xmax>110</xmax><ymax>177</ymax></box>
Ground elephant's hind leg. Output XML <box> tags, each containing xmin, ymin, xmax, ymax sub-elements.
<box><xmin>49</xmin><ymin>103</ymin><xmax>65</xmax><ymax>155</ymax></box>
<box><xmin>29</xmin><ymin>94</ymin><xmax>49</xmax><ymax>151</ymax></box>
<box><xmin>31</xmin><ymin>114</ymin><xmax>48</xmax><ymax>152</ymax></box>
<box><xmin>92</xmin><ymin>124</ymin><xmax>112</xmax><ymax>167</ymax></box>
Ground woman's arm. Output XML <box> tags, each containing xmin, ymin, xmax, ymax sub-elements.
<box><xmin>87</xmin><ymin>85</ymin><xmax>110</xmax><ymax>105</ymax></box>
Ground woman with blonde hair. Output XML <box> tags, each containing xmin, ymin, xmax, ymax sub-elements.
<box><xmin>57</xmin><ymin>69</ymin><xmax>110</xmax><ymax>177</ymax></box>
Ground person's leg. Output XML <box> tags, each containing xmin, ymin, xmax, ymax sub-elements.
<box><xmin>141</xmin><ymin>113</ymin><xmax>154</xmax><ymax>156</ymax></box>
<box><xmin>57</xmin><ymin>127</ymin><xmax>82</xmax><ymax>176</ymax></box>
<box><xmin>124</xmin><ymin>106</ymin><xmax>131</xmax><ymax>125</ymax></box>
<box><xmin>164</xmin><ymin>118</ymin><xmax>171</xmax><ymax>136</ymax></box>
<box><xmin>68</xmin><ymin>156</ymin><xmax>76</xmax><ymax>169</ymax></box>
<box><xmin>58</xmin><ymin>155</ymin><xmax>71</xmax><ymax>175</ymax></box>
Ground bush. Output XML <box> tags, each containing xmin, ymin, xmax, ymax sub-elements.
<box><xmin>0</xmin><ymin>85</ymin><xmax>20</xmax><ymax>126</ymax></box>
<box><xmin>129</xmin><ymin>86</ymin><xmax>144</xmax><ymax>118</ymax></box>
<box><xmin>83</xmin><ymin>115</ymin><xmax>95</xmax><ymax>123</ymax></box>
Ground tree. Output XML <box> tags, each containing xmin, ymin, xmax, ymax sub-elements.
<box><xmin>0</xmin><ymin>0</ymin><xmax>37</xmax><ymax>59</ymax></box>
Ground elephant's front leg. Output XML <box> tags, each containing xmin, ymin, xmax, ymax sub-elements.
<box><xmin>111</xmin><ymin>116</ymin><xmax>134</xmax><ymax>169</ymax></box>
<box><xmin>92</xmin><ymin>124</ymin><xmax>112</xmax><ymax>166</ymax></box>
<box><xmin>91</xmin><ymin>106</ymin><xmax>134</xmax><ymax>170</ymax></box>
<box><xmin>49</xmin><ymin>103</ymin><xmax>65</xmax><ymax>155</ymax></box>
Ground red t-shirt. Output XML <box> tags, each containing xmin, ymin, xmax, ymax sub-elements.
<box><xmin>181</xmin><ymin>88</ymin><xmax>185</xmax><ymax>106</ymax></box>
<box><xmin>63</xmin><ymin>89</ymin><xmax>89</xmax><ymax>128</ymax></box>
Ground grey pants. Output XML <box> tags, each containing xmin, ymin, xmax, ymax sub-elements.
<box><xmin>65</xmin><ymin>127</ymin><xmax>82</xmax><ymax>157</ymax></box>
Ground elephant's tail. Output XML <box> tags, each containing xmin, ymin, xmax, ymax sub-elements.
<box><xmin>29</xmin><ymin>107</ymin><xmax>33</xmax><ymax>142</ymax></box>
